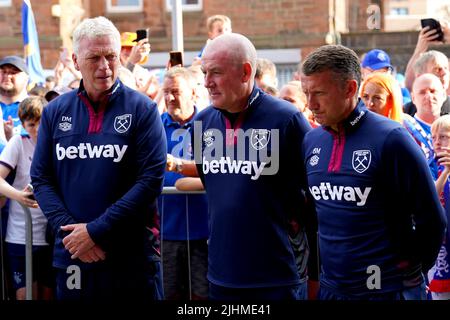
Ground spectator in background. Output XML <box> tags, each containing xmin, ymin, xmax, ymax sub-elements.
<box><xmin>404</xmin><ymin>20</ymin><xmax>450</xmax><ymax>93</ymax></box>
<box><xmin>120</xmin><ymin>31</ymin><xmax>151</xmax><ymax>73</ymax></box>
<box><xmin>403</xmin><ymin>73</ymin><xmax>447</xmax><ymax>180</ymax></box>
<box><xmin>255</xmin><ymin>58</ymin><xmax>278</xmax><ymax>94</ymax></box>
<box><xmin>44</xmin><ymin>76</ymin><xmax>56</xmax><ymax>91</ymax></box>
<box><xmin>361</xmin><ymin>49</ymin><xmax>393</xmax><ymax>80</ymax></box>
<box><xmin>0</xmin><ymin>96</ymin><xmax>53</xmax><ymax>300</ymax></box>
<box><xmin>159</xmin><ymin>67</ymin><xmax>209</xmax><ymax>300</ymax></box>
<box><xmin>0</xmin><ymin>56</ymin><xmax>29</xmax><ymax>142</ymax></box>
<box><xmin>53</xmin><ymin>47</ymin><xmax>82</xmax><ymax>88</ymax></box>
<box><xmin>193</xmin><ymin>14</ymin><xmax>232</xmax><ymax>64</ymax></box>
<box><xmin>279</xmin><ymin>80</ymin><xmax>317</xmax><ymax>128</ymax></box>
<box><xmin>28</xmin><ymin>85</ymin><xmax>48</xmax><ymax>99</ymax></box>
<box><xmin>360</xmin><ymin>72</ymin><xmax>404</xmax><ymax>123</ymax></box>
<box><xmin>428</xmin><ymin>114</ymin><xmax>450</xmax><ymax>300</ymax></box>
<box><xmin>404</xmin><ymin>50</ymin><xmax>450</xmax><ymax>116</ymax></box>
<box><xmin>361</xmin><ymin>49</ymin><xmax>410</xmax><ymax>109</ymax></box>
<box><xmin>187</xmin><ymin>65</ymin><xmax>210</xmax><ymax>111</ymax></box>
<box><xmin>44</xmin><ymin>85</ymin><xmax>72</xmax><ymax>103</ymax></box>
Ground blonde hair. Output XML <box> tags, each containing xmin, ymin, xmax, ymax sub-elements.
<box><xmin>206</xmin><ymin>15</ymin><xmax>231</xmax><ymax>33</ymax></box>
<box><xmin>431</xmin><ymin>114</ymin><xmax>450</xmax><ymax>134</ymax></box>
<box><xmin>360</xmin><ymin>72</ymin><xmax>403</xmax><ymax>123</ymax></box>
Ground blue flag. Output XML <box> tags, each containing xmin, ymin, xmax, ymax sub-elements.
<box><xmin>22</xmin><ymin>0</ymin><xmax>45</xmax><ymax>85</ymax></box>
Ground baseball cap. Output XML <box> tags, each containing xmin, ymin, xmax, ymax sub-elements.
<box><xmin>361</xmin><ymin>49</ymin><xmax>393</xmax><ymax>71</ymax></box>
<box><xmin>0</xmin><ymin>55</ymin><xmax>29</xmax><ymax>74</ymax></box>
<box><xmin>121</xmin><ymin>32</ymin><xmax>137</xmax><ymax>47</ymax></box>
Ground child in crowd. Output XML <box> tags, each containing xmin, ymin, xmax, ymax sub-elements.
<box><xmin>0</xmin><ymin>96</ymin><xmax>53</xmax><ymax>300</ymax></box>
<box><xmin>193</xmin><ymin>14</ymin><xmax>232</xmax><ymax>64</ymax></box>
<box><xmin>428</xmin><ymin>114</ymin><xmax>450</xmax><ymax>300</ymax></box>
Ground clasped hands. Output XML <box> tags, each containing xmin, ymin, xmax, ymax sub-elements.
<box><xmin>61</xmin><ymin>223</ymin><xmax>106</xmax><ymax>263</ymax></box>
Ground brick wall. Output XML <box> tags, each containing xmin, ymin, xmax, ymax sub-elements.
<box><xmin>0</xmin><ymin>0</ymin><xmax>397</xmax><ymax>70</ymax></box>
<box><xmin>0</xmin><ymin>0</ymin><xmax>61</xmax><ymax>69</ymax></box>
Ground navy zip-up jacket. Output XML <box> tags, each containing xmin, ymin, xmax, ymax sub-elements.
<box><xmin>302</xmin><ymin>102</ymin><xmax>446</xmax><ymax>296</ymax></box>
<box><xmin>31</xmin><ymin>80</ymin><xmax>167</xmax><ymax>269</ymax></box>
<box><xmin>193</xmin><ymin>87</ymin><xmax>315</xmax><ymax>288</ymax></box>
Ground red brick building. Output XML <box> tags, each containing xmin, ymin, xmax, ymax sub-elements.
<box><xmin>3</xmin><ymin>0</ymin><xmax>428</xmax><ymax>85</ymax></box>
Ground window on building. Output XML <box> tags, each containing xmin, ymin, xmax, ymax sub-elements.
<box><xmin>390</xmin><ymin>7</ymin><xmax>409</xmax><ymax>15</ymax></box>
<box><xmin>0</xmin><ymin>0</ymin><xmax>12</xmax><ymax>7</ymax></box>
<box><xmin>165</xmin><ymin>0</ymin><xmax>202</xmax><ymax>12</ymax></box>
<box><xmin>106</xmin><ymin>0</ymin><xmax>143</xmax><ymax>13</ymax></box>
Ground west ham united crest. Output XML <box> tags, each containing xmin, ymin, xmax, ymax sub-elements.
<box><xmin>251</xmin><ymin>129</ymin><xmax>271</xmax><ymax>150</ymax></box>
<box><xmin>352</xmin><ymin>150</ymin><xmax>371</xmax><ymax>173</ymax></box>
<box><xmin>114</xmin><ymin>114</ymin><xmax>132</xmax><ymax>133</ymax></box>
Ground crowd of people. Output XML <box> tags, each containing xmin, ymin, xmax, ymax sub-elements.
<box><xmin>0</xmin><ymin>12</ymin><xmax>450</xmax><ymax>301</ymax></box>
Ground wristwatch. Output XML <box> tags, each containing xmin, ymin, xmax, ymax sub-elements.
<box><xmin>175</xmin><ymin>159</ymin><xmax>183</xmax><ymax>174</ymax></box>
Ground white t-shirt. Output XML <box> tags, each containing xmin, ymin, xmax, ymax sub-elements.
<box><xmin>0</xmin><ymin>134</ymin><xmax>48</xmax><ymax>245</ymax></box>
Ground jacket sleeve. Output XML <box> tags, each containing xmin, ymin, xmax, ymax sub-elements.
<box><xmin>382</xmin><ymin>127</ymin><xmax>447</xmax><ymax>272</ymax></box>
<box><xmin>86</xmin><ymin>100</ymin><xmax>167</xmax><ymax>246</ymax></box>
<box><xmin>30</xmin><ymin>105</ymin><xmax>78</xmax><ymax>235</ymax></box>
<box><xmin>288</xmin><ymin>112</ymin><xmax>319</xmax><ymax>281</ymax></box>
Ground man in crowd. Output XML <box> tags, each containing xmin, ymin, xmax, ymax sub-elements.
<box><xmin>0</xmin><ymin>56</ymin><xmax>29</xmax><ymax>141</ymax></box>
<box><xmin>159</xmin><ymin>66</ymin><xmax>209</xmax><ymax>300</ymax></box>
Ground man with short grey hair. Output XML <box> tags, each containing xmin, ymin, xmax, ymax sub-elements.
<box><xmin>31</xmin><ymin>16</ymin><xmax>167</xmax><ymax>300</ymax></box>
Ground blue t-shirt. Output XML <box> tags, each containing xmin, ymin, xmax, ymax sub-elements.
<box><xmin>0</xmin><ymin>101</ymin><xmax>25</xmax><ymax>136</ymax></box>
<box><xmin>158</xmin><ymin>110</ymin><xmax>209</xmax><ymax>240</ymax></box>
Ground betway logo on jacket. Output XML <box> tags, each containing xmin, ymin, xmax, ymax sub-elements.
<box><xmin>202</xmin><ymin>156</ymin><xmax>266</xmax><ymax>180</ymax></box>
<box><xmin>56</xmin><ymin>143</ymin><xmax>128</xmax><ymax>163</ymax></box>
<box><xmin>309</xmin><ymin>182</ymin><xmax>371</xmax><ymax>206</ymax></box>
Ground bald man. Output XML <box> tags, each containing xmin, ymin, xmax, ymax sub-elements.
<box><xmin>194</xmin><ymin>33</ymin><xmax>315</xmax><ymax>300</ymax></box>
<box><xmin>404</xmin><ymin>73</ymin><xmax>446</xmax><ymax>180</ymax></box>
<box><xmin>404</xmin><ymin>51</ymin><xmax>450</xmax><ymax>116</ymax></box>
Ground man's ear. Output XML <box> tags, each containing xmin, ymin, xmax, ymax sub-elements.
<box><xmin>242</xmin><ymin>62</ymin><xmax>252</xmax><ymax>83</ymax></box>
<box><xmin>346</xmin><ymin>79</ymin><xmax>358</xmax><ymax>99</ymax></box>
<box><xmin>72</xmin><ymin>53</ymin><xmax>80</xmax><ymax>71</ymax></box>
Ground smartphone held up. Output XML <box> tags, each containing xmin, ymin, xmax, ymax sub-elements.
<box><xmin>135</xmin><ymin>28</ymin><xmax>150</xmax><ymax>42</ymax></box>
<box><xmin>169</xmin><ymin>51</ymin><xmax>184</xmax><ymax>67</ymax></box>
<box><xmin>421</xmin><ymin>18</ymin><xmax>444</xmax><ymax>42</ymax></box>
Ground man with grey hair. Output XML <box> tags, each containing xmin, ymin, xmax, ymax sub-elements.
<box><xmin>301</xmin><ymin>44</ymin><xmax>446</xmax><ymax>300</ymax></box>
<box><xmin>404</xmin><ymin>50</ymin><xmax>450</xmax><ymax>116</ymax></box>
<box><xmin>31</xmin><ymin>16</ymin><xmax>167</xmax><ymax>300</ymax></box>
<box><xmin>194</xmin><ymin>32</ymin><xmax>315</xmax><ymax>300</ymax></box>
<box><xmin>159</xmin><ymin>66</ymin><xmax>209</xmax><ymax>300</ymax></box>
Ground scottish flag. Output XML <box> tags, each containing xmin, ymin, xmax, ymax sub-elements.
<box><xmin>22</xmin><ymin>0</ymin><xmax>45</xmax><ymax>84</ymax></box>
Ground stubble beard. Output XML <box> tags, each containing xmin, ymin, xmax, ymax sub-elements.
<box><xmin>0</xmin><ymin>85</ymin><xmax>18</xmax><ymax>97</ymax></box>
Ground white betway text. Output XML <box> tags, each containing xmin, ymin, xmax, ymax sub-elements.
<box><xmin>309</xmin><ymin>182</ymin><xmax>371</xmax><ymax>206</ymax></box>
<box><xmin>56</xmin><ymin>143</ymin><xmax>128</xmax><ymax>163</ymax></box>
<box><xmin>202</xmin><ymin>157</ymin><xmax>267</xmax><ymax>180</ymax></box>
